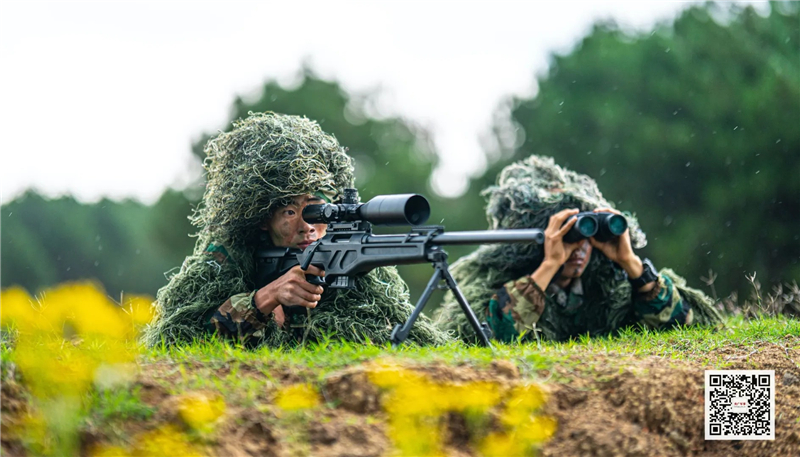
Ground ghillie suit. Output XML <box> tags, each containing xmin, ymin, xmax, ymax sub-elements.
<box><xmin>434</xmin><ymin>155</ymin><xmax>723</xmax><ymax>343</ymax></box>
<box><xmin>142</xmin><ymin>112</ymin><xmax>448</xmax><ymax>347</ymax></box>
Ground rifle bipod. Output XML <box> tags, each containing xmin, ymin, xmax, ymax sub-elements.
<box><xmin>390</xmin><ymin>250</ymin><xmax>493</xmax><ymax>348</ymax></box>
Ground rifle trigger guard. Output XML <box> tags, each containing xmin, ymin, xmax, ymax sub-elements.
<box><xmin>300</xmin><ymin>240</ymin><xmax>321</xmax><ymax>271</ymax></box>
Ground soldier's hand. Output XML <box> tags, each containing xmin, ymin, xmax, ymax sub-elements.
<box><xmin>254</xmin><ymin>265</ymin><xmax>326</xmax><ymax>313</ymax></box>
<box><xmin>588</xmin><ymin>207</ymin><xmax>635</xmax><ymax>265</ymax></box>
<box><xmin>542</xmin><ymin>208</ymin><xmax>582</xmax><ymax>267</ymax></box>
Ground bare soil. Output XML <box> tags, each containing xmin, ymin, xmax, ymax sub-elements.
<box><xmin>2</xmin><ymin>337</ymin><xmax>798</xmax><ymax>456</ymax></box>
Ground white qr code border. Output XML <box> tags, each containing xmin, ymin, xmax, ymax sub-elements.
<box><xmin>705</xmin><ymin>370</ymin><xmax>775</xmax><ymax>440</ymax></box>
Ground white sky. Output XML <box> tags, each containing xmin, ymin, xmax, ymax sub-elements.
<box><xmin>0</xmin><ymin>0</ymin><xmax>704</xmax><ymax>204</ymax></box>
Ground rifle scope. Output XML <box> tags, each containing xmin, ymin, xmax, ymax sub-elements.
<box><xmin>563</xmin><ymin>211</ymin><xmax>628</xmax><ymax>243</ymax></box>
<box><xmin>303</xmin><ymin>189</ymin><xmax>431</xmax><ymax>226</ymax></box>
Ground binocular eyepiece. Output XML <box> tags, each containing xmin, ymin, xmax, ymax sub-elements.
<box><xmin>302</xmin><ymin>188</ymin><xmax>431</xmax><ymax>226</ymax></box>
<box><xmin>563</xmin><ymin>211</ymin><xmax>628</xmax><ymax>243</ymax></box>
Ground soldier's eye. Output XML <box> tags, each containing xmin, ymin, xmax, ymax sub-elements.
<box><xmin>285</xmin><ymin>209</ymin><xmax>296</xmax><ymax>216</ymax></box>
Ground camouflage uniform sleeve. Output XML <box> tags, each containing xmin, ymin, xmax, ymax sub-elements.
<box><xmin>203</xmin><ymin>291</ymin><xmax>274</xmax><ymax>343</ymax></box>
<box><xmin>486</xmin><ymin>275</ymin><xmax>547</xmax><ymax>342</ymax></box>
<box><xmin>633</xmin><ymin>274</ymin><xmax>693</xmax><ymax>329</ymax></box>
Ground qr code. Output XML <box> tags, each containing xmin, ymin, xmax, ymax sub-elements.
<box><xmin>705</xmin><ymin>370</ymin><xmax>775</xmax><ymax>440</ymax></box>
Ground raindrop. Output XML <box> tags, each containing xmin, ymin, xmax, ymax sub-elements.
<box><xmin>685</xmin><ymin>162</ymin><xmax>691</xmax><ymax>167</ymax></box>
<box><xmin>136</xmin><ymin>249</ymin><xmax>141</xmax><ymax>254</ymax></box>
<box><xmin>718</xmin><ymin>253</ymin><xmax>724</xmax><ymax>259</ymax></box>
<box><xmin>7</xmin><ymin>212</ymin><xmax>11</xmax><ymax>217</ymax></box>
<box><xmin>756</xmin><ymin>153</ymin><xmax>760</xmax><ymax>156</ymax></box>
<box><xmin>755</xmin><ymin>170</ymin><xmax>760</xmax><ymax>174</ymax></box>
<box><xmin>733</xmin><ymin>126</ymin><xmax>738</xmax><ymax>130</ymax></box>
<box><xmin>776</xmin><ymin>139</ymin><xmax>782</xmax><ymax>144</ymax></box>
<box><xmin>673</xmin><ymin>111</ymin><xmax>678</xmax><ymax>115</ymax></box>
<box><xmin>599</xmin><ymin>168</ymin><xmax>607</xmax><ymax>176</ymax></box>
<box><xmin>94</xmin><ymin>261</ymin><xmax>100</xmax><ymax>267</ymax></box>
<box><xmin>559</xmin><ymin>101</ymin><xmax>564</xmax><ymax>106</ymax></box>
<box><xmin>725</xmin><ymin>221</ymin><xmax>732</xmax><ymax>227</ymax></box>
<box><xmin>663</xmin><ymin>216</ymin><xmax>673</xmax><ymax>226</ymax></box>
<box><xmin>66</xmin><ymin>267</ymin><xmax>71</xmax><ymax>272</ymax></box>
<box><xmin>385</xmin><ymin>162</ymin><xmax>390</xmax><ymax>165</ymax></box>
<box><xmin>587</xmin><ymin>150</ymin><xmax>592</xmax><ymax>155</ymax></box>
<box><xmin>665</xmin><ymin>47</ymin><xmax>671</xmax><ymax>53</ymax></box>
<box><xmin>706</xmin><ymin>251</ymin><xmax>711</xmax><ymax>255</ymax></box>
<box><xmin>95</xmin><ymin>235</ymin><xmax>101</xmax><ymax>241</ymax></box>
<box><xmin>98</xmin><ymin>245</ymin><xmax>103</xmax><ymax>251</ymax></box>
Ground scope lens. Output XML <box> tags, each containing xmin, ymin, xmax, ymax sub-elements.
<box><xmin>577</xmin><ymin>216</ymin><xmax>598</xmax><ymax>237</ymax></box>
<box><xmin>405</xmin><ymin>195</ymin><xmax>430</xmax><ymax>225</ymax></box>
<box><xmin>607</xmin><ymin>214</ymin><xmax>628</xmax><ymax>235</ymax></box>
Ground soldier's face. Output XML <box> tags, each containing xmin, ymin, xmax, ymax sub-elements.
<box><xmin>559</xmin><ymin>239</ymin><xmax>592</xmax><ymax>279</ymax></box>
<box><xmin>261</xmin><ymin>194</ymin><xmax>327</xmax><ymax>250</ymax></box>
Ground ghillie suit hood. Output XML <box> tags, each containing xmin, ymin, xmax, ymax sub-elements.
<box><xmin>143</xmin><ymin>112</ymin><xmax>448</xmax><ymax>347</ymax></box>
<box><xmin>434</xmin><ymin>155</ymin><xmax>722</xmax><ymax>343</ymax></box>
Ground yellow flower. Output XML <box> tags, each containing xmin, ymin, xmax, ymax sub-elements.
<box><xmin>177</xmin><ymin>392</ymin><xmax>226</xmax><ymax>431</ymax></box>
<box><xmin>367</xmin><ymin>361</ymin><xmax>425</xmax><ymax>389</ymax></box>
<box><xmin>0</xmin><ymin>286</ymin><xmax>38</xmax><ymax>332</ymax></box>
<box><xmin>516</xmin><ymin>415</ymin><xmax>558</xmax><ymax>443</ymax></box>
<box><xmin>440</xmin><ymin>381</ymin><xmax>502</xmax><ymax>413</ymax></box>
<box><xmin>131</xmin><ymin>425</ymin><xmax>202</xmax><ymax>457</ymax></box>
<box><xmin>123</xmin><ymin>295</ymin><xmax>156</xmax><ymax>328</ymax></box>
<box><xmin>13</xmin><ymin>335</ymin><xmax>96</xmax><ymax>398</ymax></box>
<box><xmin>480</xmin><ymin>431</ymin><xmax>528</xmax><ymax>457</ymax></box>
<box><xmin>387</xmin><ymin>414</ymin><xmax>444</xmax><ymax>456</ymax></box>
<box><xmin>507</xmin><ymin>383</ymin><xmax>548</xmax><ymax>412</ymax></box>
<box><xmin>275</xmin><ymin>383</ymin><xmax>320</xmax><ymax>411</ymax></box>
<box><xmin>42</xmin><ymin>282</ymin><xmax>129</xmax><ymax>339</ymax></box>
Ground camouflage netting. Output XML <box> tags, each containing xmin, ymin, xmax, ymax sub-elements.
<box><xmin>142</xmin><ymin>112</ymin><xmax>449</xmax><ymax>347</ymax></box>
<box><xmin>433</xmin><ymin>155</ymin><xmax>723</xmax><ymax>343</ymax></box>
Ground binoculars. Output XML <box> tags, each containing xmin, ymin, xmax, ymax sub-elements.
<box><xmin>563</xmin><ymin>211</ymin><xmax>628</xmax><ymax>243</ymax></box>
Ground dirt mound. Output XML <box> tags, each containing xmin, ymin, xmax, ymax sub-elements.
<box><xmin>2</xmin><ymin>342</ymin><xmax>798</xmax><ymax>456</ymax></box>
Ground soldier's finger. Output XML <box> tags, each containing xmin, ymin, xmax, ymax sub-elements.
<box><xmin>304</xmin><ymin>265</ymin><xmax>326</xmax><ymax>277</ymax></box>
<box><xmin>292</xmin><ymin>288</ymin><xmax>322</xmax><ymax>304</ymax></box>
<box><xmin>594</xmin><ymin>207</ymin><xmax>621</xmax><ymax>215</ymax></box>
<box><xmin>297</xmin><ymin>280</ymin><xmax>325</xmax><ymax>295</ymax></box>
<box><xmin>551</xmin><ymin>208</ymin><xmax>580</xmax><ymax>229</ymax></box>
<box><xmin>547</xmin><ymin>209</ymin><xmax>572</xmax><ymax>229</ymax></box>
<box><xmin>554</xmin><ymin>216</ymin><xmax>578</xmax><ymax>238</ymax></box>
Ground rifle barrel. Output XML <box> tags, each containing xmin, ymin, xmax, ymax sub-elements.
<box><xmin>358</xmin><ymin>229</ymin><xmax>545</xmax><ymax>246</ymax></box>
<box><xmin>431</xmin><ymin>229</ymin><xmax>544</xmax><ymax>246</ymax></box>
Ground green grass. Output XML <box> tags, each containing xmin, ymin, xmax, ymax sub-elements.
<box><xmin>138</xmin><ymin>315</ymin><xmax>799</xmax><ymax>379</ymax></box>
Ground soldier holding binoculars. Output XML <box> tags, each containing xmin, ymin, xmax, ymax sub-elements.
<box><xmin>483</xmin><ymin>206</ymin><xmax>688</xmax><ymax>343</ymax></box>
<box><xmin>435</xmin><ymin>155</ymin><xmax>723</xmax><ymax>344</ymax></box>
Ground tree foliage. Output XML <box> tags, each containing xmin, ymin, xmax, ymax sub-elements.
<box><xmin>1</xmin><ymin>190</ymin><xmax>196</xmax><ymax>297</ymax></box>
<box><xmin>481</xmin><ymin>2</ymin><xmax>799</xmax><ymax>295</ymax></box>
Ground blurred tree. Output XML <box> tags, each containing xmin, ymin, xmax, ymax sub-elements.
<box><xmin>192</xmin><ymin>67</ymin><xmax>438</xmax><ymax>202</ymax></box>
<box><xmin>481</xmin><ymin>1</ymin><xmax>799</xmax><ymax>297</ymax></box>
<box><xmin>1</xmin><ymin>190</ymin><xmax>196</xmax><ymax>298</ymax></box>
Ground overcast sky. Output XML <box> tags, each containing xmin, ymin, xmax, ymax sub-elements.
<box><xmin>1</xmin><ymin>0</ymin><xmax>708</xmax><ymax>204</ymax></box>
